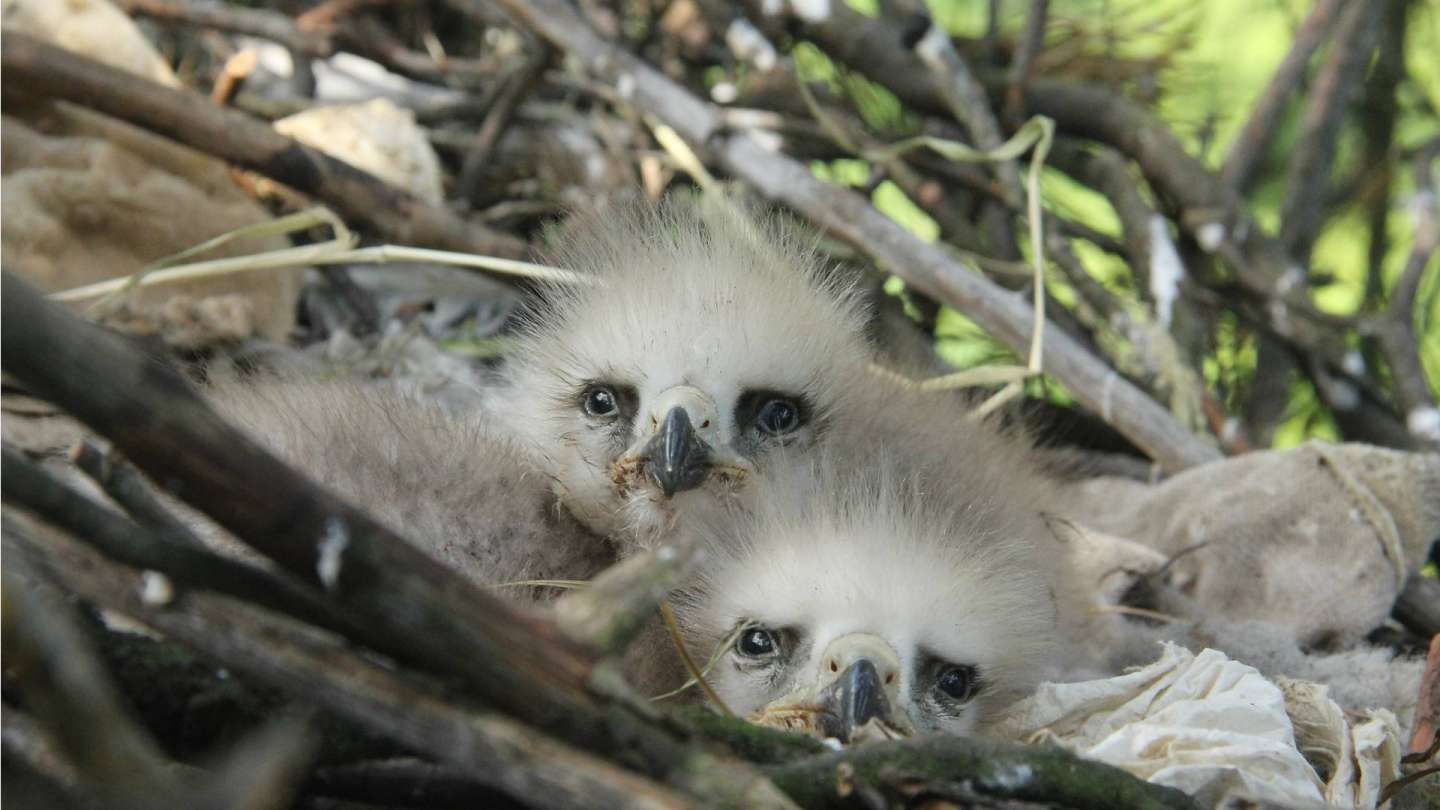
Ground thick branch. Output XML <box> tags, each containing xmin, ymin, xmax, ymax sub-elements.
<box><xmin>0</xmin><ymin>33</ymin><xmax>527</xmax><ymax>261</ymax></box>
<box><xmin>764</xmin><ymin>735</ymin><xmax>1197</xmax><ymax>810</ymax></box>
<box><xmin>2</xmin><ymin>271</ymin><xmax>592</xmax><ymax>715</ymax></box>
<box><xmin>478</xmin><ymin>0</ymin><xmax>1221</xmax><ymax>472</ymax></box>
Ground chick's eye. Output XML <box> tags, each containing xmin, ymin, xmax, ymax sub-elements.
<box><xmin>935</xmin><ymin>665</ymin><xmax>979</xmax><ymax>702</ymax></box>
<box><xmin>583</xmin><ymin>386</ymin><xmax>618</xmax><ymax>417</ymax></box>
<box><xmin>737</xmin><ymin>627</ymin><xmax>778</xmax><ymax>657</ymax></box>
<box><xmin>756</xmin><ymin>398</ymin><xmax>800</xmax><ymax>435</ymax></box>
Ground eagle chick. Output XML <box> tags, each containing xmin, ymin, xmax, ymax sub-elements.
<box><xmin>675</xmin><ymin>444</ymin><xmax>1060</xmax><ymax>743</ymax></box>
<box><xmin>497</xmin><ymin>198</ymin><xmax>875</xmax><ymax>550</ymax></box>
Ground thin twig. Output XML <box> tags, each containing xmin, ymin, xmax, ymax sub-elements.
<box><xmin>1220</xmin><ymin>0</ymin><xmax>1345</xmax><ymax>191</ymax></box>
<box><xmin>1005</xmin><ymin>0</ymin><xmax>1049</xmax><ymax>125</ymax></box>
<box><xmin>658</xmin><ymin>600</ymin><xmax>733</xmax><ymax>718</ymax></box>
<box><xmin>1374</xmin><ymin>140</ymin><xmax>1440</xmax><ymax>446</ymax></box>
<box><xmin>1278</xmin><ymin>0</ymin><xmax>1382</xmax><ymax>262</ymax></box>
<box><xmin>115</xmin><ymin>0</ymin><xmax>334</xmax><ymax>57</ymax></box>
<box><xmin>553</xmin><ymin>539</ymin><xmax>701</xmax><ymax>656</ymax></box>
<box><xmin>460</xmin><ymin>47</ymin><xmax>554</xmax><ymax>204</ymax></box>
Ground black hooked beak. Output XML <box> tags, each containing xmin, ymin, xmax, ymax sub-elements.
<box><xmin>817</xmin><ymin>659</ymin><xmax>892</xmax><ymax>744</ymax></box>
<box><xmin>642</xmin><ymin>406</ymin><xmax>712</xmax><ymax>497</ymax></box>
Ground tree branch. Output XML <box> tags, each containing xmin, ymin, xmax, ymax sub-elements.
<box><xmin>764</xmin><ymin>734</ymin><xmax>1197</xmax><ymax>810</ymax></box>
<box><xmin>1220</xmin><ymin>0</ymin><xmax>1345</xmax><ymax>191</ymax></box>
<box><xmin>1278</xmin><ymin>0</ymin><xmax>1382</xmax><ymax>262</ymax></box>
<box><xmin>1375</xmin><ymin>139</ymin><xmax>1440</xmax><ymax>446</ymax></box>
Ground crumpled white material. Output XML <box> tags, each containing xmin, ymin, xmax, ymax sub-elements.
<box><xmin>274</xmin><ymin>98</ymin><xmax>447</xmax><ymax>205</ymax></box>
<box><xmin>989</xmin><ymin>644</ymin><xmax>1401</xmax><ymax>808</ymax></box>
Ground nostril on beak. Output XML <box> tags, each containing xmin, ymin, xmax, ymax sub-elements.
<box><xmin>884</xmin><ymin>672</ymin><xmax>895</xmax><ymax>685</ymax></box>
<box><xmin>829</xmin><ymin>660</ymin><xmax>838</xmax><ymax>673</ymax></box>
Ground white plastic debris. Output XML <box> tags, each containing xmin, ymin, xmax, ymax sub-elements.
<box><xmin>274</xmin><ymin>99</ymin><xmax>446</xmax><ymax>205</ymax></box>
<box><xmin>139</xmin><ymin>571</ymin><xmax>174</xmax><ymax>606</ymax></box>
<box><xmin>1277</xmin><ymin>679</ymin><xmax>1401</xmax><ymax>809</ymax></box>
<box><xmin>989</xmin><ymin>643</ymin><xmax>1403</xmax><ymax>809</ymax></box>
<box><xmin>1195</xmin><ymin>222</ymin><xmax>1226</xmax><ymax>253</ymax></box>
<box><xmin>1342</xmin><ymin>350</ymin><xmax>1366</xmax><ymax>377</ymax></box>
<box><xmin>724</xmin><ymin>19</ymin><xmax>778</xmax><ymax>72</ymax></box>
<box><xmin>787</xmin><ymin>0</ymin><xmax>831</xmax><ymax>22</ymax></box>
<box><xmin>317</xmin><ymin>518</ymin><xmax>350</xmax><ymax>591</ymax></box>
<box><xmin>1407</xmin><ymin>406</ymin><xmax>1440</xmax><ymax>442</ymax></box>
<box><xmin>1147</xmin><ymin>215</ymin><xmax>1185</xmax><ymax>329</ymax></box>
<box><xmin>242</xmin><ymin>39</ymin><xmax>466</xmax><ymax>107</ymax></box>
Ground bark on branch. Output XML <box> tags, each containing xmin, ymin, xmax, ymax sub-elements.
<box><xmin>764</xmin><ymin>734</ymin><xmax>1197</xmax><ymax>810</ymax></box>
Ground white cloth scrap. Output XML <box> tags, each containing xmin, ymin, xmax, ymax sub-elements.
<box><xmin>990</xmin><ymin>643</ymin><xmax>1402</xmax><ymax>808</ymax></box>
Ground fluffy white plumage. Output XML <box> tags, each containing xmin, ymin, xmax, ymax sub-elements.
<box><xmin>496</xmin><ymin>197</ymin><xmax>875</xmax><ymax>548</ymax></box>
<box><xmin>675</xmin><ymin>440</ymin><xmax>1061</xmax><ymax>739</ymax></box>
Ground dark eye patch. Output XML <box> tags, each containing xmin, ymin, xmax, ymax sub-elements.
<box><xmin>935</xmin><ymin>665</ymin><xmax>980</xmax><ymax>702</ymax></box>
<box><xmin>917</xmin><ymin>649</ymin><xmax>985</xmax><ymax>706</ymax></box>
<box><xmin>576</xmin><ymin>382</ymin><xmax>638</xmax><ymax>421</ymax></box>
<box><xmin>735</xmin><ymin>389</ymin><xmax>811</xmax><ymax>438</ymax></box>
<box><xmin>737</xmin><ymin>626</ymin><xmax>778</xmax><ymax>657</ymax></box>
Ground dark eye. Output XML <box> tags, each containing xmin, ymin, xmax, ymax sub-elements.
<box><xmin>583</xmin><ymin>386</ymin><xmax>618</xmax><ymax>417</ymax></box>
<box><xmin>756</xmin><ymin>398</ymin><xmax>801</xmax><ymax>435</ymax></box>
<box><xmin>737</xmin><ymin>626</ymin><xmax>778</xmax><ymax>657</ymax></box>
<box><xmin>935</xmin><ymin>665</ymin><xmax>979</xmax><ymax>702</ymax></box>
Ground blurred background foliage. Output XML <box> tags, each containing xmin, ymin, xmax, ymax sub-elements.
<box><xmin>795</xmin><ymin>0</ymin><xmax>1439</xmax><ymax>448</ymax></box>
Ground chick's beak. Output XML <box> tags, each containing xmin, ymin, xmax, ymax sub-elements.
<box><xmin>643</xmin><ymin>405</ymin><xmax>712</xmax><ymax>497</ymax></box>
<box><xmin>817</xmin><ymin>659</ymin><xmax>892</xmax><ymax>744</ymax></box>
<box><xmin>813</xmin><ymin>633</ymin><xmax>904</xmax><ymax>744</ymax></box>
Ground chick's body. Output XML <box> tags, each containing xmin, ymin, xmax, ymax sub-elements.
<box><xmin>197</xmin><ymin>380</ymin><xmax>613</xmax><ymax>598</ymax></box>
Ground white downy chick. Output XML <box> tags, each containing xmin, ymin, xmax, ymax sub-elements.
<box><xmin>496</xmin><ymin>196</ymin><xmax>875</xmax><ymax>551</ymax></box>
<box><xmin>674</xmin><ymin>440</ymin><xmax>1061</xmax><ymax>743</ymax></box>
